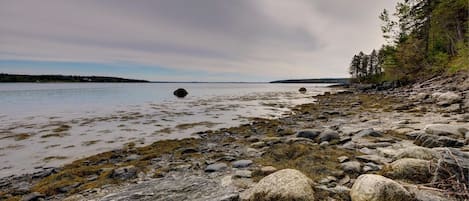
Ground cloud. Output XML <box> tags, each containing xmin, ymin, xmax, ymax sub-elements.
<box><xmin>0</xmin><ymin>0</ymin><xmax>398</xmax><ymax>81</ymax></box>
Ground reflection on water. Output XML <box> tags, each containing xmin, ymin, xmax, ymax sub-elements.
<box><xmin>0</xmin><ymin>83</ymin><xmax>335</xmax><ymax>177</ymax></box>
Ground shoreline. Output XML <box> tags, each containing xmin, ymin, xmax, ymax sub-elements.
<box><xmin>1</xmin><ymin>74</ymin><xmax>469</xmax><ymax>200</ymax></box>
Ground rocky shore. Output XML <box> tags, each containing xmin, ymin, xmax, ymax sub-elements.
<box><xmin>1</xmin><ymin>73</ymin><xmax>468</xmax><ymax>201</ymax></box>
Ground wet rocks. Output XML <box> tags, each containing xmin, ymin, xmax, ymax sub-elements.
<box><xmin>240</xmin><ymin>169</ymin><xmax>315</xmax><ymax>201</ymax></box>
<box><xmin>111</xmin><ymin>165</ymin><xmax>138</xmax><ymax>180</ymax></box>
<box><xmin>424</xmin><ymin>124</ymin><xmax>468</xmax><ymax>138</ymax></box>
<box><xmin>433</xmin><ymin>91</ymin><xmax>462</xmax><ymax>106</ymax></box>
<box><xmin>232</xmin><ymin>160</ymin><xmax>253</xmax><ymax>168</ymax></box>
<box><xmin>383</xmin><ymin>158</ymin><xmax>432</xmax><ymax>183</ymax></box>
<box><xmin>350</xmin><ymin>174</ymin><xmax>413</xmax><ymax>201</ymax></box>
<box><xmin>173</xmin><ymin>88</ymin><xmax>188</xmax><ymax>98</ymax></box>
<box><xmin>205</xmin><ymin>163</ymin><xmax>228</xmax><ymax>172</ymax></box>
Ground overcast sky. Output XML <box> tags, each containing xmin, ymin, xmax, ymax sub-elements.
<box><xmin>0</xmin><ymin>0</ymin><xmax>398</xmax><ymax>82</ymax></box>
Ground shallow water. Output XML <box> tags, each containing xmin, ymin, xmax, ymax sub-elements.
<box><xmin>0</xmin><ymin>83</ymin><xmax>335</xmax><ymax>177</ymax></box>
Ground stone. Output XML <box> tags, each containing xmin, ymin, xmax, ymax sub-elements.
<box><xmin>318</xmin><ymin>176</ymin><xmax>337</xmax><ymax>184</ymax></box>
<box><xmin>232</xmin><ymin>160</ymin><xmax>253</xmax><ymax>168</ymax></box>
<box><xmin>362</xmin><ymin>162</ymin><xmax>381</xmax><ymax>172</ymax></box>
<box><xmin>434</xmin><ymin>91</ymin><xmax>461</xmax><ymax>106</ymax></box>
<box><xmin>411</xmin><ymin>92</ymin><xmax>429</xmax><ymax>101</ymax></box>
<box><xmin>260</xmin><ymin>166</ymin><xmax>277</xmax><ymax>175</ymax></box>
<box><xmin>205</xmin><ymin>163</ymin><xmax>228</xmax><ymax>172</ymax></box>
<box><xmin>111</xmin><ymin>165</ymin><xmax>138</xmax><ymax>180</ymax></box>
<box><xmin>424</xmin><ymin>124</ymin><xmax>468</xmax><ymax>137</ymax></box>
<box><xmin>240</xmin><ymin>169</ymin><xmax>315</xmax><ymax>201</ymax></box>
<box><xmin>233</xmin><ymin>170</ymin><xmax>252</xmax><ymax>178</ymax></box>
<box><xmin>350</xmin><ymin>174</ymin><xmax>413</xmax><ymax>201</ymax></box>
<box><xmin>63</xmin><ymin>194</ymin><xmax>86</xmax><ymax>201</ymax></box>
<box><xmin>337</xmin><ymin>156</ymin><xmax>349</xmax><ymax>163</ymax></box>
<box><xmin>173</xmin><ymin>88</ymin><xmax>188</xmax><ymax>98</ymax></box>
<box><xmin>315</xmin><ymin>185</ymin><xmax>351</xmax><ymax>201</ymax></box>
<box><xmin>406</xmin><ymin>184</ymin><xmax>458</xmax><ymax>201</ymax></box>
<box><xmin>318</xmin><ymin>130</ymin><xmax>340</xmax><ymax>142</ymax></box>
<box><xmin>414</xmin><ymin>133</ymin><xmax>464</xmax><ymax>148</ymax></box>
<box><xmin>296</xmin><ymin>129</ymin><xmax>321</xmax><ymax>140</ymax></box>
<box><xmin>21</xmin><ymin>192</ymin><xmax>45</xmax><ymax>201</ymax></box>
<box><xmin>394</xmin><ymin>146</ymin><xmax>440</xmax><ymax>161</ymax></box>
<box><xmin>299</xmin><ymin>87</ymin><xmax>307</xmax><ymax>93</ymax></box>
<box><xmin>353</xmin><ymin>128</ymin><xmax>383</xmax><ymax>140</ymax></box>
<box><xmin>356</xmin><ymin>154</ymin><xmax>391</xmax><ymax>164</ymax></box>
<box><xmin>340</xmin><ymin>161</ymin><xmax>361</xmax><ymax>173</ymax></box>
<box><xmin>250</xmin><ymin>142</ymin><xmax>266</xmax><ymax>148</ymax></box>
<box><xmin>383</xmin><ymin>158</ymin><xmax>432</xmax><ymax>183</ymax></box>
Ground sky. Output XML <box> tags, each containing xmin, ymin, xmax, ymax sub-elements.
<box><xmin>0</xmin><ymin>0</ymin><xmax>399</xmax><ymax>82</ymax></box>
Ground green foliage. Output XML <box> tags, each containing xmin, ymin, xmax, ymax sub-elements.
<box><xmin>351</xmin><ymin>0</ymin><xmax>468</xmax><ymax>84</ymax></box>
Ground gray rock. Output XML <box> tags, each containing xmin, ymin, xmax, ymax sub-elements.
<box><xmin>232</xmin><ymin>160</ymin><xmax>253</xmax><ymax>168</ymax></box>
<box><xmin>318</xmin><ymin>130</ymin><xmax>340</xmax><ymax>142</ymax></box>
<box><xmin>406</xmin><ymin>184</ymin><xmax>458</xmax><ymax>201</ymax></box>
<box><xmin>205</xmin><ymin>163</ymin><xmax>228</xmax><ymax>172</ymax></box>
<box><xmin>424</xmin><ymin>124</ymin><xmax>468</xmax><ymax>137</ymax></box>
<box><xmin>434</xmin><ymin>91</ymin><xmax>461</xmax><ymax>106</ymax></box>
<box><xmin>233</xmin><ymin>170</ymin><xmax>252</xmax><ymax>178</ymax></box>
<box><xmin>414</xmin><ymin>133</ymin><xmax>464</xmax><ymax>148</ymax></box>
<box><xmin>260</xmin><ymin>166</ymin><xmax>277</xmax><ymax>175</ymax></box>
<box><xmin>354</xmin><ymin>128</ymin><xmax>383</xmax><ymax>140</ymax></box>
<box><xmin>394</xmin><ymin>146</ymin><xmax>440</xmax><ymax>161</ymax></box>
<box><xmin>173</xmin><ymin>88</ymin><xmax>188</xmax><ymax>98</ymax></box>
<box><xmin>340</xmin><ymin>161</ymin><xmax>361</xmax><ymax>173</ymax></box>
<box><xmin>350</xmin><ymin>174</ymin><xmax>413</xmax><ymax>201</ymax></box>
<box><xmin>362</xmin><ymin>162</ymin><xmax>381</xmax><ymax>172</ymax></box>
<box><xmin>337</xmin><ymin>156</ymin><xmax>349</xmax><ymax>163</ymax></box>
<box><xmin>111</xmin><ymin>165</ymin><xmax>138</xmax><ymax>180</ymax></box>
<box><xmin>296</xmin><ymin>129</ymin><xmax>321</xmax><ymax>140</ymax></box>
<box><xmin>383</xmin><ymin>158</ymin><xmax>432</xmax><ymax>183</ymax></box>
<box><xmin>240</xmin><ymin>169</ymin><xmax>315</xmax><ymax>201</ymax></box>
<box><xmin>21</xmin><ymin>192</ymin><xmax>45</xmax><ymax>201</ymax></box>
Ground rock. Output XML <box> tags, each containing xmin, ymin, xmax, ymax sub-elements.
<box><xmin>318</xmin><ymin>176</ymin><xmax>337</xmax><ymax>184</ymax></box>
<box><xmin>232</xmin><ymin>160</ymin><xmax>253</xmax><ymax>168</ymax></box>
<box><xmin>414</xmin><ymin>133</ymin><xmax>464</xmax><ymax>148</ymax></box>
<box><xmin>394</xmin><ymin>146</ymin><xmax>440</xmax><ymax>161</ymax></box>
<box><xmin>315</xmin><ymin>185</ymin><xmax>350</xmax><ymax>200</ymax></box>
<box><xmin>205</xmin><ymin>163</ymin><xmax>228</xmax><ymax>172</ymax></box>
<box><xmin>111</xmin><ymin>165</ymin><xmax>138</xmax><ymax>180</ymax></box>
<box><xmin>296</xmin><ymin>129</ymin><xmax>321</xmax><ymax>140</ymax></box>
<box><xmin>383</xmin><ymin>158</ymin><xmax>432</xmax><ymax>183</ymax></box>
<box><xmin>350</xmin><ymin>174</ymin><xmax>413</xmax><ymax>201</ymax></box>
<box><xmin>250</xmin><ymin>142</ymin><xmax>266</xmax><ymax>148</ymax></box>
<box><xmin>21</xmin><ymin>192</ymin><xmax>45</xmax><ymax>201</ymax></box>
<box><xmin>319</xmin><ymin>141</ymin><xmax>329</xmax><ymax>147</ymax></box>
<box><xmin>411</xmin><ymin>92</ymin><xmax>429</xmax><ymax>101</ymax></box>
<box><xmin>356</xmin><ymin>154</ymin><xmax>391</xmax><ymax>164</ymax></box>
<box><xmin>299</xmin><ymin>87</ymin><xmax>307</xmax><ymax>93</ymax></box>
<box><xmin>63</xmin><ymin>194</ymin><xmax>86</xmax><ymax>201</ymax></box>
<box><xmin>240</xmin><ymin>169</ymin><xmax>315</xmax><ymax>201</ymax></box>
<box><xmin>233</xmin><ymin>170</ymin><xmax>252</xmax><ymax>178</ymax></box>
<box><xmin>424</xmin><ymin>124</ymin><xmax>468</xmax><ymax>137</ymax></box>
<box><xmin>406</xmin><ymin>184</ymin><xmax>458</xmax><ymax>201</ymax></box>
<box><xmin>173</xmin><ymin>88</ymin><xmax>188</xmax><ymax>98</ymax></box>
<box><xmin>337</xmin><ymin>156</ymin><xmax>349</xmax><ymax>163</ymax></box>
<box><xmin>318</xmin><ymin>130</ymin><xmax>340</xmax><ymax>142</ymax></box>
<box><xmin>340</xmin><ymin>161</ymin><xmax>361</xmax><ymax>173</ymax></box>
<box><xmin>260</xmin><ymin>166</ymin><xmax>277</xmax><ymax>175</ymax></box>
<box><xmin>353</xmin><ymin>128</ymin><xmax>383</xmax><ymax>140</ymax></box>
<box><xmin>362</xmin><ymin>162</ymin><xmax>381</xmax><ymax>172</ymax></box>
<box><xmin>434</xmin><ymin>91</ymin><xmax>461</xmax><ymax>106</ymax></box>
<box><xmin>125</xmin><ymin>154</ymin><xmax>140</xmax><ymax>161</ymax></box>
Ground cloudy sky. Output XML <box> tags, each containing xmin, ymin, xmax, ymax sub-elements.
<box><xmin>0</xmin><ymin>0</ymin><xmax>398</xmax><ymax>82</ymax></box>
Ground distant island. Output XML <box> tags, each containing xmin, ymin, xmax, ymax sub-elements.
<box><xmin>0</xmin><ymin>74</ymin><xmax>149</xmax><ymax>83</ymax></box>
<box><xmin>270</xmin><ymin>78</ymin><xmax>350</xmax><ymax>84</ymax></box>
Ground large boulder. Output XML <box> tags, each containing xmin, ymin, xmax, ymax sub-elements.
<box><xmin>173</xmin><ymin>88</ymin><xmax>188</xmax><ymax>98</ymax></box>
<box><xmin>350</xmin><ymin>174</ymin><xmax>413</xmax><ymax>201</ymax></box>
<box><xmin>394</xmin><ymin>146</ymin><xmax>440</xmax><ymax>161</ymax></box>
<box><xmin>383</xmin><ymin>158</ymin><xmax>432</xmax><ymax>183</ymax></box>
<box><xmin>240</xmin><ymin>169</ymin><xmax>315</xmax><ymax>201</ymax></box>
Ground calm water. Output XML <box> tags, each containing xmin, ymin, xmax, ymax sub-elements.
<box><xmin>0</xmin><ymin>83</ymin><xmax>335</xmax><ymax>177</ymax></box>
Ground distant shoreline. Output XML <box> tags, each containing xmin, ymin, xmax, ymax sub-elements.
<box><xmin>0</xmin><ymin>74</ymin><xmax>149</xmax><ymax>83</ymax></box>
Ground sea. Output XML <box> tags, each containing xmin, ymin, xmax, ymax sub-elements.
<box><xmin>0</xmin><ymin>83</ymin><xmax>336</xmax><ymax>177</ymax></box>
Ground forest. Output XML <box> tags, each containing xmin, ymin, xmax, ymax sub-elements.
<box><xmin>349</xmin><ymin>0</ymin><xmax>468</xmax><ymax>83</ymax></box>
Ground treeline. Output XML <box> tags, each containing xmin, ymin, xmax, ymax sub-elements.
<box><xmin>0</xmin><ymin>74</ymin><xmax>149</xmax><ymax>83</ymax></box>
<box><xmin>349</xmin><ymin>50</ymin><xmax>383</xmax><ymax>83</ymax></box>
<box><xmin>350</xmin><ymin>0</ymin><xmax>468</xmax><ymax>84</ymax></box>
